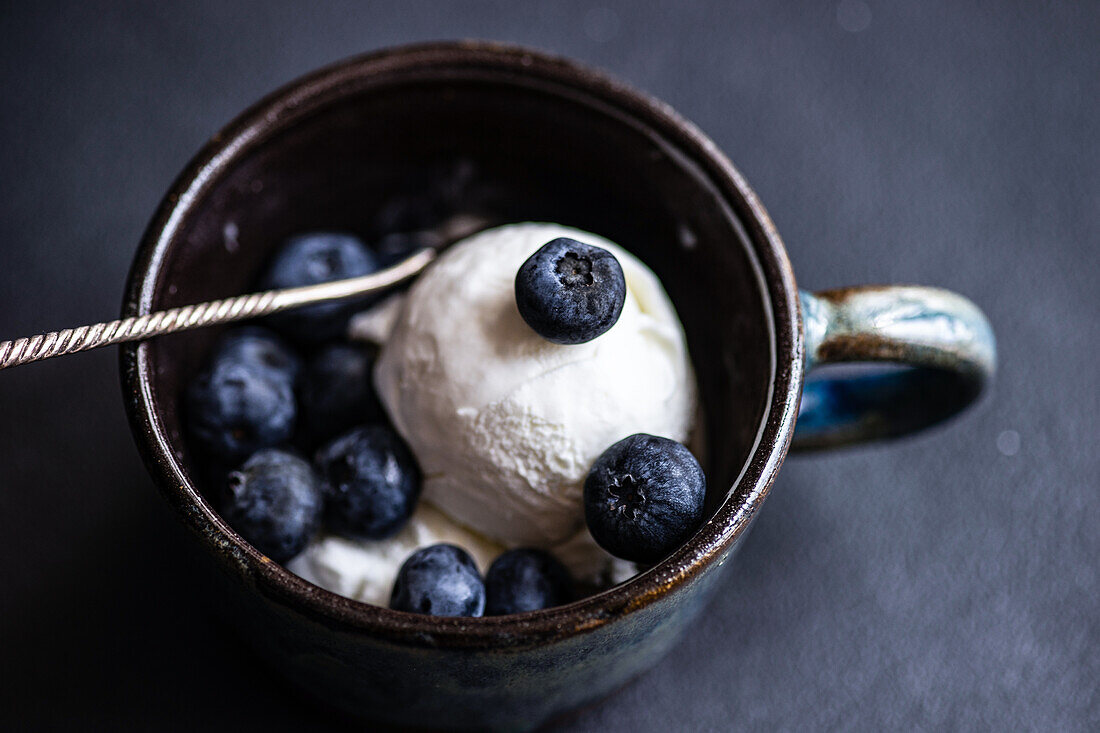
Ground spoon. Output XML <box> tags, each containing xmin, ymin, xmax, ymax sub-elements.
<box><xmin>0</xmin><ymin>247</ymin><xmax>436</xmax><ymax>371</ymax></box>
<box><xmin>0</xmin><ymin>213</ymin><xmax>497</xmax><ymax>370</ymax></box>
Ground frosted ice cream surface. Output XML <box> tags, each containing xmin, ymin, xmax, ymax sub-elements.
<box><xmin>374</xmin><ymin>223</ymin><xmax>697</xmax><ymax>547</ymax></box>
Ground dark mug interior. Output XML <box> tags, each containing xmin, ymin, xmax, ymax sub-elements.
<box><xmin>121</xmin><ymin>43</ymin><xmax>802</xmax><ymax>727</ymax></box>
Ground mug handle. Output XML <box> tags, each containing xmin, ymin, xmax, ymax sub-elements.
<box><xmin>792</xmin><ymin>285</ymin><xmax>996</xmax><ymax>451</ymax></box>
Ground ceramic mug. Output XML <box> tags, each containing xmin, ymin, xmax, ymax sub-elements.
<box><xmin>120</xmin><ymin>42</ymin><xmax>995</xmax><ymax>731</ymax></box>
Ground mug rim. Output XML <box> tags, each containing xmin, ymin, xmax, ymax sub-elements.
<box><xmin>120</xmin><ymin>40</ymin><xmax>804</xmax><ymax>648</ymax></box>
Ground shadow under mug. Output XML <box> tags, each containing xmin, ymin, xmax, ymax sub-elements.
<box><xmin>120</xmin><ymin>42</ymin><xmax>995</xmax><ymax>731</ymax></box>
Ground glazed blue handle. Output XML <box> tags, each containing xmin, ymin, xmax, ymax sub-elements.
<box><xmin>793</xmin><ymin>286</ymin><xmax>996</xmax><ymax>450</ymax></box>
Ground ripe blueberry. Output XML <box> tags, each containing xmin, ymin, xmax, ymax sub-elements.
<box><xmin>211</xmin><ymin>326</ymin><xmax>301</xmax><ymax>385</ymax></box>
<box><xmin>484</xmin><ymin>548</ymin><xmax>573</xmax><ymax>615</ymax></box>
<box><xmin>315</xmin><ymin>425</ymin><xmax>421</xmax><ymax>540</ymax></box>
<box><xmin>221</xmin><ymin>449</ymin><xmax>322</xmax><ymax>563</ymax></box>
<box><xmin>584</xmin><ymin>434</ymin><xmax>706</xmax><ymax>564</ymax></box>
<box><xmin>299</xmin><ymin>343</ymin><xmax>383</xmax><ymax>447</ymax></box>
<box><xmin>390</xmin><ymin>544</ymin><xmax>486</xmax><ymax>617</ymax></box>
<box><xmin>186</xmin><ymin>357</ymin><xmax>296</xmax><ymax>462</ymax></box>
<box><xmin>258</xmin><ymin>232</ymin><xmax>380</xmax><ymax>342</ymax></box>
<box><xmin>514</xmin><ymin>238</ymin><xmax>627</xmax><ymax>345</ymax></box>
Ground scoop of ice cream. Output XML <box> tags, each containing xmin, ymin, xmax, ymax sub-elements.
<box><xmin>347</xmin><ymin>285</ymin><xmax>640</xmax><ymax>594</ymax></box>
<box><xmin>374</xmin><ymin>223</ymin><xmax>696</xmax><ymax>547</ymax></box>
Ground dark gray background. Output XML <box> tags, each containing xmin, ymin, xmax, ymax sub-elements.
<box><xmin>0</xmin><ymin>1</ymin><xmax>1096</xmax><ymax>730</ymax></box>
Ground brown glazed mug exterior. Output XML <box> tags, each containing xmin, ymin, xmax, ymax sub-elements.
<box><xmin>120</xmin><ymin>42</ymin><xmax>993</xmax><ymax>731</ymax></box>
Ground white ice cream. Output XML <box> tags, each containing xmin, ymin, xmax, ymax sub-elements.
<box><xmin>288</xmin><ymin>502</ymin><xmax>638</xmax><ymax>605</ymax></box>
<box><xmin>288</xmin><ymin>503</ymin><xmax>503</xmax><ymax>607</ymax></box>
<box><xmin>375</xmin><ymin>223</ymin><xmax>697</xmax><ymax>547</ymax></box>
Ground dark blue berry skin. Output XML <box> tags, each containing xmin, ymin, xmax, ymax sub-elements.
<box><xmin>372</xmin><ymin>195</ymin><xmax>448</xmax><ymax>242</ymax></box>
<box><xmin>186</xmin><ymin>359</ymin><xmax>297</xmax><ymax>462</ymax></box>
<box><xmin>299</xmin><ymin>343</ymin><xmax>383</xmax><ymax>447</ymax></box>
<box><xmin>485</xmin><ymin>548</ymin><xmax>573</xmax><ymax>615</ymax></box>
<box><xmin>372</xmin><ymin>230</ymin><xmax>444</xmax><ymax>267</ymax></box>
<box><xmin>390</xmin><ymin>544</ymin><xmax>486</xmax><ymax>617</ymax></box>
<box><xmin>258</xmin><ymin>232</ymin><xmax>380</xmax><ymax>343</ymax></box>
<box><xmin>583</xmin><ymin>434</ymin><xmax>706</xmax><ymax>564</ymax></box>
<box><xmin>371</xmin><ymin>159</ymin><xmax>475</xmax><ymax>234</ymax></box>
<box><xmin>315</xmin><ymin>425</ymin><xmax>421</xmax><ymax>540</ymax></box>
<box><xmin>222</xmin><ymin>449</ymin><xmax>323</xmax><ymax>563</ymax></box>
<box><xmin>211</xmin><ymin>327</ymin><xmax>301</xmax><ymax>386</ymax></box>
<box><xmin>514</xmin><ymin>238</ymin><xmax>627</xmax><ymax>345</ymax></box>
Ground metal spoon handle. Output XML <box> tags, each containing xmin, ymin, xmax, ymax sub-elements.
<box><xmin>0</xmin><ymin>247</ymin><xmax>436</xmax><ymax>371</ymax></box>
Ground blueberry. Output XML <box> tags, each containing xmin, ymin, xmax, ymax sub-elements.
<box><xmin>583</xmin><ymin>434</ymin><xmax>706</xmax><ymax>564</ymax></box>
<box><xmin>371</xmin><ymin>159</ymin><xmax>476</xmax><ymax>236</ymax></box>
<box><xmin>299</xmin><ymin>343</ymin><xmax>384</xmax><ymax>447</ymax></box>
<box><xmin>221</xmin><ymin>449</ymin><xmax>323</xmax><ymax>563</ymax></box>
<box><xmin>484</xmin><ymin>548</ymin><xmax>573</xmax><ymax>615</ymax></box>
<box><xmin>186</xmin><ymin>359</ymin><xmax>296</xmax><ymax>462</ymax></box>
<box><xmin>514</xmin><ymin>238</ymin><xmax>627</xmax><ymax>345</ymax></box>
<box><xmin>258</xmin><ymin>232</ymin><xmax>380</xmax><ymax>343</ymax></box>
<box><xmin>372</xmin><ymin>230</ymin><xmax>444</xmax><ymax>267</ymax></box>
<box><xmin>211</xmin><ymin>327</ymin><xmax>301</xmax><ymax>385</ymax></box>
<box><xmin>390</xmin><ymin>544</ymin><xmax>486</xmax><ymax>617</ymax></box>
<box><xmin>372</xmin><ymin>195</ymin><xmax>449</xmax><ymax>240</ymax></box>
<box><xmin>315</xmin><ymin>425</ymin><xmax>421</xmax><ymax>539</ymax></box>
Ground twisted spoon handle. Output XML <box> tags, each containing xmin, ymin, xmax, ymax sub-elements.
<box><xmin>0</xmin><ymin>247</ymin><xmax>436</xmax><ymax>371</ymax></box>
